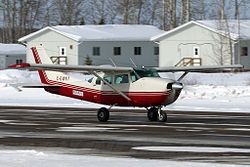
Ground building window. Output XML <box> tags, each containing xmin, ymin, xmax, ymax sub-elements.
<box><xmin>193</xmin><ymin>47</ymin><xmax>199</xmax><ymax>57</ymax></box>
<box><xmin>114</xmin><ymin>47</ymin><xmax>121</xmax><ymax>56</ymax></box>
<box><xmin>70</xmin><ymin>45</ymin><xmax>73</xmax><ymax>49</ymax></box>
<box><xmin>134</xmin><ymin>47</ymin><xmax>141</xmax><ymax>55</ymax></box>
<box><xmin>241</xmin><ymin>47</ymin><xmax>248</xmax><ymax>56</ymax></box>
<box><xmin>154</xmin><ymin>47</ymin><xmax>159</xmax><ymax>55</ymax></box>
<box><xmin>93</xmin><ymin>47</ymin><xmax>100</xmax><ymax>56</ymax></box>
<box><xmin>60</xmin><ymin>47</ymin><xmax>66</xmax><ymax>56</ymax></box>
<box><xmin>16</xmin><ymin>59</ymin><xmax>23</xmax><ymax>64</ymax></box>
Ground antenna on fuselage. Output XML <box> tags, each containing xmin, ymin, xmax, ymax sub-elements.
<box><xmin>129</xmin><ymin>58</ymin><xmax>137</xmax><ymax>68</ymax></box>
<box><xmin>109</xmin><ymin>58</ymin><xmax>117</xmax><ymax>67</ymax></box>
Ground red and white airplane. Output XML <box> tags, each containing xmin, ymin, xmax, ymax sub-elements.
<box><xmin>9</xmin><ymin>47</ymin><xmax>243</xmax><ymax>122</ymax></box>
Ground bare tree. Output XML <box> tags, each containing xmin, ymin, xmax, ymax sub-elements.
<box><xmin>149</xmin><ymin>0</ymin><xmax>161</xmax><ymax>25</ymax></box>
<box><xmin>104</xmin><ymin>0</ymin><xmax>120</xmax><ymax>24</ymax></box>
<box><xmin>220</xmin><ymin>0</ymin><xmax>225</xmax><ymax>20</ymax></box>
<box><xmin>161</xmin><ymin>0</ymin><xmax>177</xmax><ymax>30</ymax></box>
<box><xmin>181</xmin><ymin>0</ymin><xmax>190</xmax><ymax>24</ymax></box>
<box><xmin>1</xmin><ymin>0</ymin><xmax>44</xmax><ymax>43</ymax></box>
<box><xmin>168</xmin><ymin>0</ymin><xmax>177</xmax><ymax>29</ymax></box>
<box><xmin>52</xmin><ymin>0</ymin><xmax>84</xmax><ymax>25</ymax></box>
<box><xmin>117</xmin><ymin>0</ymin><xmax>131</xmax><ymax>24</ymax></box>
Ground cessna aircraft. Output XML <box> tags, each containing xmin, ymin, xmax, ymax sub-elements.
<box><xmin>9</xmin><ymin>47</ymin><xmax>243</xmax><ymax>122</ymax></box>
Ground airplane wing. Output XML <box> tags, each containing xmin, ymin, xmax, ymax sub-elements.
<box><xmin>9</xmin><ymin>63</ymin><xmax>243</xmax><ymax>73</ymax></box>
<box><xmin>154</xmin><ymin>64</ymin><xmax>243</xmax><ymax>73</ymax></box>
<box><xmin>8</xmin><ymin>63</ymin><xmax>133</xmax><ymax>73</ymax></box>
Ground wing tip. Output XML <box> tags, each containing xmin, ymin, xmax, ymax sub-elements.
<box><xmin>8</xmin><ymin>63</ymin><xmax>31</xmax><ymax>69</ymax></box>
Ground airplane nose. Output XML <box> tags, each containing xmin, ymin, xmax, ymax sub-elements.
<box><xmin>172</xmin><ymin>82</ymin><xmax>183</xmax><ymax>90</ymax></box>
<box><xmin>167</xmin><ymin>82</ymin><xmax>183</xmax><ymax>90</ymax></box>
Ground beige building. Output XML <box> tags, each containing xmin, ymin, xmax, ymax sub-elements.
<box><xmin>152</xmin><ymin>20</ymin><xmax>250</xmax><ymax>68</ymax></box>
<box><xmin>0</xmin><ymin>43</ymin><xmax>26</xmax><ymax>69</ymax></box>
<box><xmin>18</xmin><ymin>25</ymin><xmax>165</xmax><ymax>67</ymax></box>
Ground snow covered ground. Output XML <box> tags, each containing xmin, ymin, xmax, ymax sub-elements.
<box><xmin>0</xmin><ymin>149</ymin><xmax>247</xmax><ymax>167</ymax></box>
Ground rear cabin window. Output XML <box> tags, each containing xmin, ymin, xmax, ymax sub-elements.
<box><xmin>88</xmin><ymin>77</ymin><xmax>93</xmax><ymax>83</ymax></box>
<box><xmin>115</xmin><ymin>74</ymin><xmax>129</xmax><ymax>84</ymax></box>
<box><xmin>96</xmin><ymin>78</ymin><xmax>101</xmax><ymax>85</ymax></box>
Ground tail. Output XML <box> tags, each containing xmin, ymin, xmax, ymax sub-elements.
<box><xmin>31</xmin><ymin>47</ymin><xmax>73</xmax><ymax>85</ymax></box>
<box><xmin>31</xmin><ymin>46</ymin><xmax>53</xmax><ymax>65</ymax></box>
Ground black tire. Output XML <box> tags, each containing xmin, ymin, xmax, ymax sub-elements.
<box><xmin>97</xmin><ymin>107</ymin><xmax>110</xmax><ymax>122</ymax></box>
<box><xmin>147</xmin><ymin>107</ymin><xmax>158</xmax><ymax>121</ymax></box>
<box><xmin>157</xmin><ymin>111</ymin><xmax>167</xmax><ymax>122</ymax></box>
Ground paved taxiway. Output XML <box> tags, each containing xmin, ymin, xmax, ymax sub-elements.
<box><xmin>0</xmin><ymin>106</ymin><xmax>250</xmax><ymax>165</ymax></box>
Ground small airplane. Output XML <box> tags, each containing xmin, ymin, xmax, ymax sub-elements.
<box><xmin>9</xmin><ymin>46</ymin><xmax>243</xmax><ymax>122</ymax></box>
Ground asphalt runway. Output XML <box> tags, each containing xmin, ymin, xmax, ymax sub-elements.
<box><xmin>0</xmin><ymin>106</ymin><xmax>250</xmax><ymax>165</ymax></box>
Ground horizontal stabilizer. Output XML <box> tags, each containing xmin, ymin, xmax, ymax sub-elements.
<box><xmin>22</xmin><ymin>85</ymin><xmax>60</xmax><ymax>89</ymax></box>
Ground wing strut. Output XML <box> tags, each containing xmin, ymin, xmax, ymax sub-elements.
<box><xmin>177</xmin><ymin>71</ymin><xmax>189</xmax><ymax>81</ymax></box>
<box><xmin>91</xmin><ymin>71</ymin><xmax>132</xmax><ymax>102</ymax></box>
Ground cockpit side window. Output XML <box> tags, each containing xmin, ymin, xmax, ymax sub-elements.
<box><xmin>115</xmin><ymin>74</ymin><xmax>129</xmax><ymax>84</ymax></box>
<box><xmin>130</xmin><ymin>72</ymin><xmax>138</xmax><ymax>82</ymax></box>
<box><xmin>134</xmin><ymin>69</ymin><xmax>160</xmax><ymax>78</ymax></box>
<box><xmin>103</xmin><ymin>76</ymin><xmax>113</xmax><ymax>84</ymax></box>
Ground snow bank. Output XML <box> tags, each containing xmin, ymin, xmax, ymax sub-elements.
<box><xmin>0</xmin><ymin>150</ymin><xmax>245</xmax><ymax>167</ymax></box>
<box><xmin>133</xmin><ymin>146</ymin><xmax>250</xmax><ymax>153</ymax></box>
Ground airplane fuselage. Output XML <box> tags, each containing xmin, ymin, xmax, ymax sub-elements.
<box><xmin>40</xmin><ymin>70</ymin><xmax>182</xmax><ymax>107</ymax></box>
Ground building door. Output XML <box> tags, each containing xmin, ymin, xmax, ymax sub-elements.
<box><xmin>193</xmin><ymin>47</ymin><xmax>201</xmax><ymax>66</ymax></box>
<box><xmin>193</xmin><ymin>47</ymin><xmax>200</xmax><ymax>57</ymax></box>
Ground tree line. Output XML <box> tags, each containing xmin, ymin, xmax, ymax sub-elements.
<box><xmin>0</xmin><ymin>0</ymin><xmax>249</xmax><ymax>43</ymax></box>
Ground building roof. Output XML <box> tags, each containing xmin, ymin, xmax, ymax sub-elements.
<box><xmin>0</xmin><ymin>43</ymin><xmax>26</xmax><ymax>55</ymax></box>
<box><xmin>152</xmin><ymin>20</ymin><xmax>250</xmax><ymax>41</ymax></box>
<box><xmin>19</xmin><ymin>24</ymin><xmax>165</xmax><ymax>42</ymax></box>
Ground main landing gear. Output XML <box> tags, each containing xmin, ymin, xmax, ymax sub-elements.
<box><xmin>97</xmin><ymin>107</ymin><xmax>110</xmax><ymax>122</ymax></box>
<box><xmin>147</xmin><ymin>107</ymin><xmax>167</xmax><ymax>122</ymax></box>
<box><xmin>96</xmin><ymin>106</ymin><xmax>167</xmax><ymax>122</ymax></box>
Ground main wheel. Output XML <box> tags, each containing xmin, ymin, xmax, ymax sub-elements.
<box><xmin>157</xmin><ymin>111</ymin><xmax>167</xmax><ymax>122</ymax></box>
<box><xmin>97</xmin><ymin>107</ymin><xmax>110</xmax><ymax>122</ymax></box>
<box><xmin>147</xmin><ymin>107</ymin><xmax>158</xmax><ymax>121</ymax></box>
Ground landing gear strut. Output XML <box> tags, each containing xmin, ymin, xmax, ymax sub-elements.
<box><xmin>157</xmin><ymin>109</ymin><xmax>167</xmax><ymax>122</ymax></box>
<box><xmin>147</xmin><ymin>107</ymin><xmax>167</xmax><ymax>122</ymax></box>
<box><xmin>97</xmin><ymin>107</ymin><xmax>110</xmax><ymax>122</ymax></box>
<box><xmin>147</xmin><ymin>107</ymin><xmax>158</xmax><ymax>121</ymax></box>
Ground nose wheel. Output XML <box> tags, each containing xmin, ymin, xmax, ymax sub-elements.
<box><xmin>147</xmin><ymin>107</ymin><xmax>167</xmax><ymax>122</ymax></box>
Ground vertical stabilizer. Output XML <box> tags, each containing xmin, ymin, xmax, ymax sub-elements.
<box><xmin>31</xmin><ymin>47</ymin><xmax>72</xmax><ymax>85</ymax></box>
<box><xmin>31</xmin><ymin>46</ymin><xmax>53</xmax><ymax>64</ymax></box>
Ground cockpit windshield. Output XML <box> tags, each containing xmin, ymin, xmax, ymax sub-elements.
<box><xmin>133</xmin><ymin>68</ymin><xmax>160</xmax><ymax>78</ymax></box>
